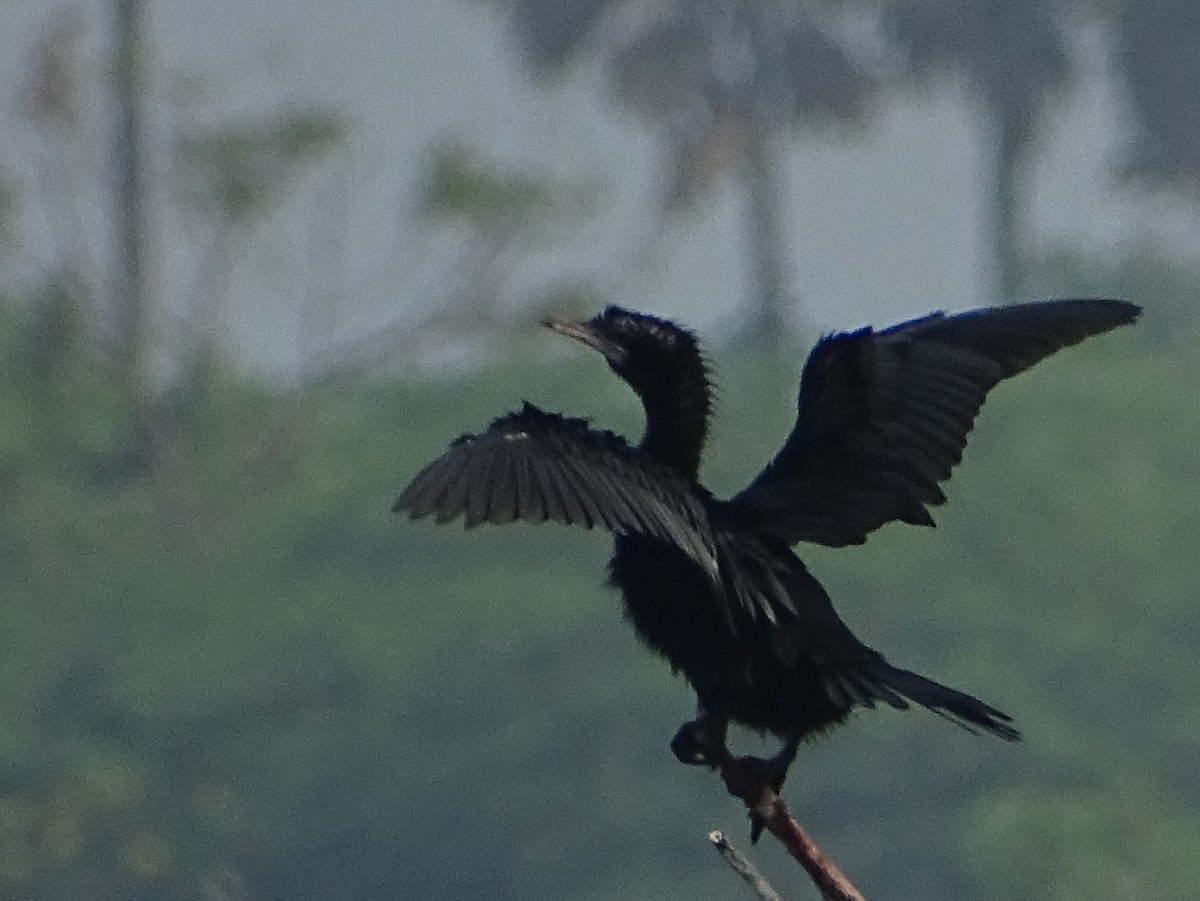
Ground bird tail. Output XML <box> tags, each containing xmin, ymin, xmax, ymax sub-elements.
<box><xmin>825</xmin><ymin>656</ymin><xmax>1022</xmax><ymax>742</ymax></box>
<box><xmin>875</xmin><ymin>662</ymin><xmax>1022</xmax><ymax>742</ymax></box>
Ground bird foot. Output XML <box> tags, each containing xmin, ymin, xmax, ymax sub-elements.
<box><xmin>722</xmin><ymin>752</ymin><xmax>796</xmax><ymax>843</ymax></box>
<box><xmin>670</xmin><ymin>718</ymin><xmax>728</xmax><ymax>768</ymax></box>
<box><xmin>740</xmin><ymin>752</ymin><xmax>793</xmax><ymax>795</ymax></box>
<box><xmin>734</xmin><ymin>755</ymin><xmax>789</xmax><ymax>843</ymax></box>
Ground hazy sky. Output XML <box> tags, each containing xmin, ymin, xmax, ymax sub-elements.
<box><xmin>0</xmin><ymin>0</ymin><xmax>1191</xmax><ymax>375</ymax></box>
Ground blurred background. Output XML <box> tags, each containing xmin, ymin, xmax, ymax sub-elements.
<box><xmin>0</xmin><ymin>0</ymin><xmax>1194</xmax><ymax>898</ymax></box>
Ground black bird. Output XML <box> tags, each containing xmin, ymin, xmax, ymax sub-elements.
<box><xmin>396</xmin><ymin>300</ymin><xmax>1139</xmax><ymax>795</ymax></box>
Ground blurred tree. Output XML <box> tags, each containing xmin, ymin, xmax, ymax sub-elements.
<box><xmin>415</xmin><ymin>139</ymin><xmax>595</xmax><ymax>322</ymax></box>
<box><xmin>0</xmin><ymin>175</ymin><xmax>15</xmax><ymax>264</ymax></box>
<box><xmin>8</xmin><ymin>6</ymin><xmax>352</xmax><ymax>460</ymax></box>
<box><xmin>881</xmin><ymin>0</ymin><xmax>1073</xmax><ymax>306</ymax></box>
<box><xmin>1112</xmin><ymin>0</ymin><xmax>1200</xmax><ymax>194</ymax></box>
<box><xmin>1029</xmin><ymin>242</ymin><xmax>1196</xmax><ymax>345</ymax></box>
<box><xmin>19</xmin><ymin>7</ymin><xmax>94</xmax><ymax>285</ymax></box>
<box><xmin>325</xmin><ymin>138</ymin><xmax>601</xmax><ymax>375</ymax></box>
<box><xmin>172</xmin><ymin>109</ymin><xmax>345</xmax><ymax>368</ymax></box>
<box><xmin>495</xmin><ymin>0</ymin><xmax>876</xmax><ymax>344</ymax></box>
<box><xmin>112</xmin><ymin>0</ymin><xmax>152</xmax><ymax>448</ymax></box>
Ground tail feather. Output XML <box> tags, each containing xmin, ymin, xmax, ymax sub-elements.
<box><xmin>848</xmin><ymin>659</ymin><xmax>1022</xmax><ymax>742</ymax></box>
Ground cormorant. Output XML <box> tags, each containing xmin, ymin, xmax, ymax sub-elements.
<box><xmin>396</xmin><ymin>300</ymin><xmax>1139</xmax><ymax>795</ymax></box>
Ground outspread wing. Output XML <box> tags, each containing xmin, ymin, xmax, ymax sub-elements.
<box><xmin>396</xmin><ymin>402</ymin><xmax>719</xmax><ymax>579</ymax></box>
<box><xmin>725</xmin><ymin>299</ymin><xmax>1141</xmax><ymax>547</ymax></box>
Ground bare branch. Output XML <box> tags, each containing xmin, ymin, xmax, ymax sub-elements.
<box><xmin>707</xmin><ymin>749</ymin><xmax>867</xmax><ymax>901</ymax></box>
<box><xmin>708</xmin><ymin>830</ymin><xmax>785</xmax><ymax>901</ymax></box>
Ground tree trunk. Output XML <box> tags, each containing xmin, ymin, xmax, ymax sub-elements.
<box><xmin>112</xmin><ymin>0</ymin><xmax>151</xmax><ymax>442</ymax></box>
<box><xmin>740</xmin><ymin>119</ymin><xmax>790</xmax><ymax>345</ymax></box>
<box><xmin>984</xmin><ymin>107</ymin><xmax>1025</xmax><ymax>307</ymax></box>
<box><xmin>301</xmin><ymin>153</ymin><xmax>348</xmax><ymax>382</ymax></box>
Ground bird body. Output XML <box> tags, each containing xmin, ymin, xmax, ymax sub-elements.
<box><xmin>611</xmin><ymin>529</ymin><xmax>856</xmax><ymax>739</ymax></box>
<box><xmin>397</xmin><ymin>300</ymin><xmax>1139</xmax><ymax>780</ymax></box>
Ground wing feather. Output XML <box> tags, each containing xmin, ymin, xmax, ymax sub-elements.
<box><xmin>567</xmin><ymin>455</ymin><xmax>639</xmax><ymax>531</ymax></box>
<box><xmin>486</xmin><ymin>455</ymin><xmax>518</xmax><ymax>525</ymax></box>
<box><xmin>462</xmin><ymin>453</ymin><xmax>494</xmax><ymax>528</ymax></box>
<box><xmin>725</xmin><ymin>299</ymin><xmax>1140</xmax><ymax>547</ymax></box>
<box><xmin>513</xmin><ymin>452</ymin><xmax>545</xmax><ymax>523</ymax></box>
<box><xmin>430</xmin><ymin>455</ymin><xmax>471</xmax><ymax>525</ymax></box>
<box><xmin>542</xmin><ymin>455</ymin><xmax>590</xmax><ymax>526</ymax></box>
<box><xmin>396</xmin><ymin>403</ymin><xmax>720</xmax><ymax>579</ymax></box>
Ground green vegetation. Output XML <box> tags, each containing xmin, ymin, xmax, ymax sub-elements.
<box><xmin>0</xmin><ymin>295</ymin><xmax>1193</xmax><ymax>899</ymax></box>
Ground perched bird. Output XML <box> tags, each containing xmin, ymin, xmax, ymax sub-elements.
<box><xmin>396</xmin><ymin>300</ymin><xmax>1139</xmax><ymax>797</ymax></box>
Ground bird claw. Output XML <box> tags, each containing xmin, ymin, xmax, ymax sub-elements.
<box><xmin>734</xmin><ymin>753</ymin><xmax>794</xmax><ymax>843</ymax></box>
<box><xmin>740</xmin><ymin>753</ymin><xmax>791</xmax><ymax>795</ymax></box>
<box><xmin>669</xmin><ymin>721</ymin><xmax>797</xmax><ymax>843</ymax></box>
<box><xmin>749</xmin><ymin>812</ymin><xmax>767</xmax><ymax>844</ymax></box>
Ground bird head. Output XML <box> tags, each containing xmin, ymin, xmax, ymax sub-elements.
<box><xmin>542</xmin><ymin>305</ymin><xmax>703</xmax><ymax>395</ymax></box>
<box><xmin>543</xmin><ymin>306</ymin><xmax>713</xmax><ymax>474</ymax></box>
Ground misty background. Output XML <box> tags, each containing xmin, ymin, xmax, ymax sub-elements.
<box><xmin>0</xmin><ymin>0</ymin><xmax>1194</xmax><ymax>898</ymax></box>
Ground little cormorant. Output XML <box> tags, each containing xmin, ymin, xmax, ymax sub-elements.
<box><xmin>396</xmin><ymin>299</ymin><xmax>1139</xmax><ymax>794</ymax></box>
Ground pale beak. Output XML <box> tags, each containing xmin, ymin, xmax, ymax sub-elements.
<box><xmin>542</xmin><ymin>317</ymin><xmax>628</xmax><ymax>365</ymax></box>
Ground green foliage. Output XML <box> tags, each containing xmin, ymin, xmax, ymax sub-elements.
<box><xmin>0</xmin><ymin>292</ymin><xmax>1191</xmax><ymax>898</ymax></box>
<box><xmin>964</xmin><ymin>782</ymin><xmax>1200</xmax><ymax>900</ymax></box>
<box><xmin>174</xmin><ymin>108</ymin><xmax>346</xmax><ymax>222</ymax></box>
<box><xmin>412</xmin><ymin>138</ymin><xmax>599</xmax><ymax>326</ymax></box>
<box><xmin>418</xmin><ymin>139</ymin><xmax>561</xmax><ymax>227</ymax></box>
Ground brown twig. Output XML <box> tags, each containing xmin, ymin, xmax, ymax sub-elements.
<box><xmin>708</xmin><ymin>830</ymin><xmax>785</xmax><ymax>900</ymax></box>
<box><xmin>712</xmin><ymin>751</ymin><xmax>866</xmax><ymax>901</ymax></box>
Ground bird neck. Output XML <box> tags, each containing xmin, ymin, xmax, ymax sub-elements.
<box><xmin>637</xmin><ymin>371</ymin><xmax>712</xmax><ymax>478</ymax></box>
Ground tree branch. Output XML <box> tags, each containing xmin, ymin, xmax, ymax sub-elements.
<box><xmin>710</xmin><ymin>751</ymin><xmax>866</xmax><ymax>901</ymax></box>
<box><xmin>709</xmin><ymin>830</ymin><xmax>785</xmax><ymax>900</ymax></box>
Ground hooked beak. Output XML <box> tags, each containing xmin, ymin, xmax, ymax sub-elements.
<box><xmin>542</xmin><ymin>317</ymin><xmax>628</xmax><ymax>365</ymax></box>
